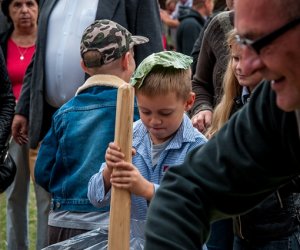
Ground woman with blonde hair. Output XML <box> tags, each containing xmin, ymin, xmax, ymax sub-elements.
<box><xmin>206</xmin><ymin>28</ymin><xmax>261</xmax><ymax>138</ymax></box>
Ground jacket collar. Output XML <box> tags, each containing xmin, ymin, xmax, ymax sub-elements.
<box><xmin>75</xmin><ymin>74</ymin><xmax>127</xmax><ymax>95</ymax></box>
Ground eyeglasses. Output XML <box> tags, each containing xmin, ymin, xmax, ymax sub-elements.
<box><xmin>235</xmin><ymin>17</ymin><xmax>300</xmax><ymax>54</ymax></box>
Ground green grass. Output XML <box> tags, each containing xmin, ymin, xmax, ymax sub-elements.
<box><xmin>0</xmin><ymin>182</ymin><xmax>37</xmax><ymax>250</ymax></box>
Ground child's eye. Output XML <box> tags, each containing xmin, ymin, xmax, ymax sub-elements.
<box><xmin>160</xmin><ymin>112</ymin><xmax>172</xmax><ymax>116</ymax></box>
<box><xmin>232</xmin><ymin>56</ymin><xmax>239</xmax><ymax>62</ymax></box>
<box><xmin>141</xmin><ymin>111</ymin><xmax>151</xmax><ymax>115</ymax></box>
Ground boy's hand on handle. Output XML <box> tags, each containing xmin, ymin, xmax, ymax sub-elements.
<box><xmin>103</xmin><ymin>142</ymin><xmax>138</xmax><ymax>193</ymax></box>
<box><xmin>105</xmin><ymin>142</ymin><xmax>125</xmax><ymax>174</ymax></box>
<box><xmin>110</xmin><ymin>162</ymin><xmax>154</xmax><ymax>201</ymax></box>
<box><xmin>105</xmin><ymin>142</ymin><xmax>136</xmax><ymax>173</ymax></box>
<box><xmin>103</xmin><ymin>142</ymin><xmax>124</xmax><ymax>192</ymax></box>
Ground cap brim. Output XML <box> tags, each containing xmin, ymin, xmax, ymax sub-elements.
<box><xmin>132</xmin><ymin>35</ymin><xmax>149</xmax><ymax>45</ymax></box>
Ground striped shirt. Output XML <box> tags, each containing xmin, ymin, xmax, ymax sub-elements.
<box><xmin>88</xmin><ymin>114</ymin><xmax>207</xmax><ymax>220</ymax></box>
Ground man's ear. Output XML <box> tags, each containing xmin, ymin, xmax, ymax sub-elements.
<box><xmin>184</xmin><ymin>92</ymin><xmax>195</xmax><ymax>111</ymax></box>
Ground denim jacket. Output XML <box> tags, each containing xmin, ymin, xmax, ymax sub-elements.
<box><xmin>35</xmin><ymin>74</ymin><xmax>139</xmax><ymax>212</ymax></box>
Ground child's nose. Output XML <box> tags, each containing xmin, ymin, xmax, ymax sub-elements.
<box><xmin>150</xmin><ymin>116</ymin><xmax>162</xmax><ymax>126</ymax></box>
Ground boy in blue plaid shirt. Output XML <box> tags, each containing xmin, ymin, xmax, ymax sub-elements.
<box><xmin>88</xmin><ymin>51</ymin><xmax>207</xmax><ymax>222</ymax></box>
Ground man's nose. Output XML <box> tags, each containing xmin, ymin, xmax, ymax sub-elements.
<box><xmin>240</xmin><ymin>46</ymin><xmax>265</xmax><ymax>76</ymax></box>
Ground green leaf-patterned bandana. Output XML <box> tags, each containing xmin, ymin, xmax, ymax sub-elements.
<box><xmin>130</xmin><ymin>51</ymin><xmax>193</xmax><ymax>88</ymax></box>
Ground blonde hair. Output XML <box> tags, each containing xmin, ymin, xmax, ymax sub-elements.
<box><xmin>134</xmin><ymin>65</ymin><xmax>192</xmax><ymax>101</ymax></box>
<box><xmin>206</xmin><ymin>29</ymin><xmax>242</xmax><ymax>138</ymax></box>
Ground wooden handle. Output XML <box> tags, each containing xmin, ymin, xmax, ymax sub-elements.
<box><xmin>108</xmin><ymin>83</ymin><xmax>134</xmax><ymax>250</ymax></box>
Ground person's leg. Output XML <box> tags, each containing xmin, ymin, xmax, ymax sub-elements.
<box><xmin>290</xmin><ymin>229</ymin><xmax>300</xmax><ymax>250</ymax></box>
<box><xmin>31</xmin><ymin>146</ymin><xmax>51</xmax><ymax>250</ymax></box>
<box><xmin>6</xmin><ymin>141</ymin><xmax>30</xmax><ymax>250</ymax></box>
<box><xmin>233</xmin><ymin>231</ymin><xmax>300</xmax><ymax>250</ymax></box>
<box><xmin>233</xmin><ymin>235</ymin><xmax>249</xmax><ymax>250</ymax></box>
<box><xmin>34</xmin><ymin>183</ymin><xmax>51</xmax><ymax>249</ymax></box>
<box><xmin>206</xmin><ymin>219</ymin><xmax>234</xmax><ymax>250</ymax></box>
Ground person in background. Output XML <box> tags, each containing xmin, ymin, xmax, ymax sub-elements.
<box><xmin>165</xmin><ymin>0</ymin><xmax>178</xmax><ymax>15</ymax></box>
<box><xmin>190</xmin><ymin>0</ymin><xmax>234</xmax><ymax>132</ymax></box>
<box><xmin>161</xmin><ymin>0</ymin><xmax>178</xmax><ymax>50</ymax></box>
<box><xmin>34</xmin><ymin>19</ymin><xmax>145</xmax><ymax>245</ymax></box>
<box><xmin>144</xmin><ymin>0</ymin><xmax>300</xmax><ymax>248</ymax></box>
<box><xmin>11</xmin><ymin>0</ymin><xmax>163</xmax><ymax>150</ymax></box>
<box><xmin>176</xmin><ymin>0</ymin><xmax>213</xmax><ymax>55</ymax></box>
<box><xmin>0</xmin><ymin>0</ymin><xmax>10</xmax><ymax>33</ymax></box>
<box><xmin>190</xmin><ymin>0</ymin><xmax>228</xmax><ymax>75</ymax></box>
<box><xmin>0</xmin><ymin>1</ymin><xmax>50</xmax><ymax>249</ymax></box>
<box><xmin>0</xmin><ymin>47</ymin><xmax>15</xmax><ymax>165</ymax></box>
<box><xmin>160</xmin><ymin>0</ymin><xmax>193</xmax><ymax>28</ymax></box>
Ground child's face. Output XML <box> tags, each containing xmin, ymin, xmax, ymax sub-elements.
<box><xmin>136</xmin><ymin>91</ymin><xmax>194</xmax><ymax>145</ymax></box>
<box><xmin>231</xmin><ymin>43</ymin><xmax>262</xmax><ymax>91</ymax></box>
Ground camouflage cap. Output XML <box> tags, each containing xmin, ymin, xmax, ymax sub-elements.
<box><xmin>80</xmin><ymin>19</ymin><xmax>149</xmax><ymax>67</ymax></box>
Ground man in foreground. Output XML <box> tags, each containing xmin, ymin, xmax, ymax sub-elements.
<box><xmin>144</xmin><ymin>0</ymin><xmax>300</xmax><ymax>248</ymax></box>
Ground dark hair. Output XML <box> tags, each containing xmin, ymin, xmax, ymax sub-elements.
<box><xmin>1</xmin><ymin>0</ymin><xmax>39</xmax><ymax>23</ymax></box>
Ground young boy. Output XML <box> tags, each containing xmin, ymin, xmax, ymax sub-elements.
<box><xmin>88</xmin><ymin>51</ymin><xmax>207</xmax><ymax>222</ymax></box>
<box><xmin>34</xmin><ymin>19</ymin><xmax>148</xmax><ymax>245</ymax></box>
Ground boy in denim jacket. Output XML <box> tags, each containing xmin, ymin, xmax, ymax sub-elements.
<box><xmin>34</xmin><ymin>19</ymin><xmax>148</xmax><ymax>245</ymax></box>
<box><xmin>88</xmin><ymin>51</ymin><xmax>207</xmax><ymax>229</ymax></box>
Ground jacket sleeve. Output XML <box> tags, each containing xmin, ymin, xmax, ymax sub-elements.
<box><xmin>0</xmin><ymin>48</ymin><xmax>15</xmax><ymax>149</ymax></box>
<box><xmin>126</xmin><ymin>0</ymin><xmax>163</xmax><ymax>65</ymax></box>
<box><xmin>190</xmin><ymin>12</ymin><xmax>233</xmax><ymax>117</ymax></box>
<box><xmin>191</xmin><ymin>26</ymin><xmax>215</xmax><ymax>116</ymax></box>
<box><xmin>87</xmin><ymin>163</ymin><xmax>111</xmax><ymax>208</ymax></box>
<box><xmin>191</xmin><ymin>15</ymin><xmax>215</xmax><ymax>76</ymax></box>
<box><xmin>144</xmin><ymin>82</ymin><xmax>300</xmax><ymax>249</ymax></box>
<box><xmin>34</xmin><ymin>118</ymin><xmax>58</xmax><ymax>192</ymax></box>
<box><xmin>15</xmin><ymin>53</ymin><xmax>34</xmax><ymax>117</ymax></box>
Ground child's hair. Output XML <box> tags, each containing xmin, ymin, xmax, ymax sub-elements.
<box><xmin>134</xmin><ymin>65</ymin><xmax>192</xmax><ymax>101</ymax></box>
<box><xmin>82</xmin><ymin>50</ymin><xmax>103</xmax><ymax>68</ymax></box>
<box><xmin>131</xmin><ymin>51</ymin><xmax>193</xmax><ymax>100</ymax></box>
<box><xmin>205</xmin><ymin>29</ymin><xmax>242</xmax><ymax>138</ymax></box>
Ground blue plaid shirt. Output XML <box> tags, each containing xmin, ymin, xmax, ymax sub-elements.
<box><xmin>88</xmin><ymin>114</ymin><xmax>207</xmax><ymax>220</ymax></box>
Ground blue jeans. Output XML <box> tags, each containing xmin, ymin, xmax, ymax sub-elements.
<box><xmin>5</xmin><ymin>141</ymin><xmax>51</xmax><ymax>250</ymax></box>
<box><xmin>233</xmin><ymin>230</ymin><xmax>300</xmax><ymax>250</ymax></box>
<box><xmin>206</xmin><ymin>219</ymin><xmax>234</xmax><ymax>250</ymax></box>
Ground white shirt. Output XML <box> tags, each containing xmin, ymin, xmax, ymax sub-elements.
<box><xmin>45</xmin><ymin>0</ymin><xmax>98</xmax><ymax>108</ymax></box>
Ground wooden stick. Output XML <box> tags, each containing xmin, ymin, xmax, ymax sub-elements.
<box><xmin>108</xmin><ymin>83</ymin><xmax>134</xmax><ymax>250</ymax></box>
